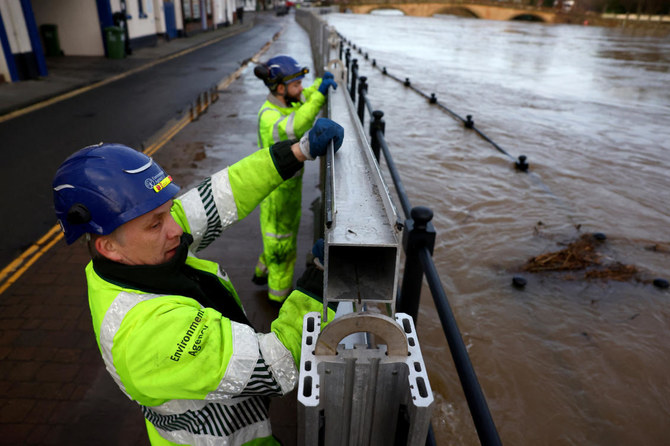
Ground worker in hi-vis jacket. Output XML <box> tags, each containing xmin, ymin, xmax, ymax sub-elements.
<box><xmin>51</xmin><ymin>118</ymin><xmax>343</xmax><ymax>445</ymax></box>
<box><xmin>252</xmin><ymin>55</ymin><xmax>338</xmax><ymax>302</ymax></box>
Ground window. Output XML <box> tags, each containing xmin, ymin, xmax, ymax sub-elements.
<box><xmin>138</xmin><ymin>0</ymin><xmax>148</xmax><ymax>18</ymax></box>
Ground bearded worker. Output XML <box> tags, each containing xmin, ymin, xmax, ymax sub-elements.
<box><xmin>252</xmin><ymin>55</ymin><xmax>337</xmax><ymax>302</ymax></box>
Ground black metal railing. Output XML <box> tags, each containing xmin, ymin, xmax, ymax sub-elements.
<box><xmin>340</xmin><ymin>40</ymin><xmax>503</xmax><ymax>446</ymax></box>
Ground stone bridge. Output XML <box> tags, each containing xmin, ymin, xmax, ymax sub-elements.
<box><xmin>342</xmin><ymin>2</ymin><xmax>558</xmax><ymax>22</ymax></box>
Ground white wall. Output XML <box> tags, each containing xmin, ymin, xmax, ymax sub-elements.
<box><xmin>244</xmin><ymin>0</ymin><xmax>256</xmax><ymax>12</ymax></box>
<box><xmin>174</xmin><ymin>0</ymin><xmax>184</xmax><ymax>32</ymax></box>
<box><xmin>213</xmin><ymin>0</ymin><xmax>234</xmax><ymax>25</ymax></box>
<box><xmin>0</xmin><ymin>42</ymin><xmax>8</xmax><ymax>82</ymax></box>
<box><xmin>32</xmin><ymin>0</ymin><xmax>104</xmax><ymax>56</ymax></box>
<box><xmin>0</xmin><ymin>0</ymin><xmax>31</xmax><ymax>82</ymax></box>
<box><xmin>125</xmin><ymin>0</ymin><xmax>159</xmax><ymax>39</ymax></box>
<box><xmin>153</xmin><ymin>0</ymin><xmax>166</xmax><ymax>33</ymax></box>
<box><xmin>1</xmin><ymin>0</ymin><xmax>31</xmax><ymax>53</ymax></box>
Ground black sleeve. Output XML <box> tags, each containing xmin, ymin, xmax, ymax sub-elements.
<box><xmin>269</xmin><ymin>139</ymin><xmax>304</xmax><ymax>180</ymax></box>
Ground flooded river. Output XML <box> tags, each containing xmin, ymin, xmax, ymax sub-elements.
<box><xmin>325</xmin><ymin>12</ymin><xmax>670</xmax><ymax>446</ymax></box>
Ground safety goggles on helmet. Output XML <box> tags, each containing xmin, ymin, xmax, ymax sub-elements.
<box><xmin>281</xmin><ymin>67</ymin><xmax>309</xmax><ymax>83</ymax></box>
<box><xmin>53</xmin><ymin>143</ymin><xmax>180</xmax><ymax>244</ymax></box>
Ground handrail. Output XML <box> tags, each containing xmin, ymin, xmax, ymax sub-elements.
<box><xmin>343</xmin><ymin>42</ymin><xmax>503</xmax><ymax>446</ymax></box>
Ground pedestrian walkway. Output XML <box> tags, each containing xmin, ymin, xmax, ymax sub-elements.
<box><xmin>0</xmin><ymin>11</ymin><xmax>321</xmax><ymax>446</ymax></box>
<box><xmin>0</xmin><ymin>13</ymin><xmax>255</xmax><ymax>118</ymax></box>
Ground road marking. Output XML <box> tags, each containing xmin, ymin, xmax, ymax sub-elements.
<box><xmin>0</xmin><ymin>26</ymin><xmax>283</xmax><ymax>296</ymax></box>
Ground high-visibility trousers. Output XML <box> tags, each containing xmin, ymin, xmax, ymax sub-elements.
<box><xmin>255</xmin><ymin>173</ymin><xmax>302</xmax><ymax>302</ymax></box>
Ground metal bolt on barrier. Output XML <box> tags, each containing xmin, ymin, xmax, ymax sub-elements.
<box><xmin>429</xmin><ymin>93</ymin><xmax>437</xmax><ymax>104</ymax></box>
<box><xmin>404</xmin><ymin>78</ymin><xmax>411</xmax><ymax>87</ymax></box>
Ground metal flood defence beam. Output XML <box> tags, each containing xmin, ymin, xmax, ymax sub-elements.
<box><xmin>296</xmin><ymin>52</ymin><xmax>434</xmax><ymax>446</ymax></box>
<box><xmin>322</xmin><ymin>58</ymin><xmax>400</xmax><ymax>317</ymax></box>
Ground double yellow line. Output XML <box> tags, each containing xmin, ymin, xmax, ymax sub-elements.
<box><xmin>0</xmin><ymin>26</ymin><xmax>280</xmax><ymax>296</ymax></box>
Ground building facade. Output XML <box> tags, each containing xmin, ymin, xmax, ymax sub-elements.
<box><xmin>0</xmin><ymin>0</ymin><xmax>252</xmax><ymax>83</ymax></box>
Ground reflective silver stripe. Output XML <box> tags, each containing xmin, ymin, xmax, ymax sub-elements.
<box><xmin>273</xmin><ymin>113</ymin><xmax>295</xmax><ymax>141</ymax></box>
<box><xmin>255</xmin><ymin>260</ymin><xmax>268</xmax><ymax>275</ymax></box>
<box><xmin>178</xmin><ymin>188</ymin><xmax>209</xmax><ymax>250</ymax></box>
<box><xmin>284</xmin><ymin>113</ymin><xmax>296</xmax><ymax>139</ymax></box>
<box><xmin>145</xmin><ymin>398</ymin><xmax>272</xmax><ymax>446</ymax></box>
<box><xmin>269</xmin><ymin>287</ymin><xmax>291</xmax><ymax>298</ymax></box>
<box><xmin>264</xmin><ymin>232</ymin><xmax>294</xmax><ymax>239</ymax></box>
<box><xmin>272</xmin><ymin>119</ymin><xmax>281</xmax><ymax>142</ymax></box>
<box><xmin>258</xmin><ymin>332</ymin><xmax>298</xmax><ymax>394</ymax></box>
<box><xmin>258</xmin><ymin>107</ymin><xmax>276</xmax><ymax>148</ymax></box>
<box><xmin>99</xmin><ymin>291</ymin><xmax>158</xmax><ymax>398</ymax></box>
<box><xmin>210</xmin><ymin>169</ymin><xmax>239</xmax><ymax>231</ymax></box>
<box><xmin>207</xmin><ymin>322</ymin><xmax>259</xmax><ymax>398</ymax></box>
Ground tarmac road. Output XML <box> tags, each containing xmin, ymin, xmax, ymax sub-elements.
<box><xmin>0</xmin><ymin>11</ymin><xmax>285</xmax><ymax>269</ymax></box>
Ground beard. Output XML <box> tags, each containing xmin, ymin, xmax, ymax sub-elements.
<box><xmin>283</xmin><ymin>91</ymin><xmax>302</xmax><ymax>106</ymax></box>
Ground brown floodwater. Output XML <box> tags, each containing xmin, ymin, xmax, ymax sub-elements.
<box><xmin>326</xmin><ymin>12</ymin><xmax>670</xmax><ymax>446</ymax></box>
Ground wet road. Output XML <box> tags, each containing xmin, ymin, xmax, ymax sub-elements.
<box><xmin>0</xmin><ymin>13</ymin><xmax>284</xmax><ymax>268</ymax></box>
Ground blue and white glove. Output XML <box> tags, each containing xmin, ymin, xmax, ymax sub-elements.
<box><xmin>323</xmin><ymin>71</ymin><xmax>335</xmax><ymax>80</ymax></box>
<box><xmin>299</xmin><ymin>118</ymin><xmax>344</xmax><ymax>160</ymax></box>
<box><xmin>318</xmin><ymin>77</ymin><xmax>338</xmax><ymax>95</ymax></box>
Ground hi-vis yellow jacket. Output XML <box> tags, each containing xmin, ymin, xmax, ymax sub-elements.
<box><xmin>85</xmin><ymin>145</ymin><xmax>331</xmax><ymax>446</ymax></box>
<box><xmin>257</xmin><ymin>79</ymin><xmax>324</xmax><ymax>149</ymax></box>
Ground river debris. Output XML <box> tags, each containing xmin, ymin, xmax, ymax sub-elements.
<box><xmin>522</xmin><ymin>233</ymin><xmax>640</xmax><ymax>282</ymax></box>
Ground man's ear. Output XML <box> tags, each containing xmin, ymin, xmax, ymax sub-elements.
<box><xmin>276</xmin><ymin>84</ymin><xmax>285</xmax><ymax>95</ymax></box>
<box><xmin>95</xmin><ymin>235</ymin><xmax>123</xmax><ymax>262</ymax></box>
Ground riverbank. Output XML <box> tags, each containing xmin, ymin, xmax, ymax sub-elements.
<box><xmin>555</xmin><ymin>10</ymin><xmax>670</xmax><ymax>31</ymax></box>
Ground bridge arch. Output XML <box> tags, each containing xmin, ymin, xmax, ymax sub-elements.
<box><xmin>509</xmin><ymin>13</ymin><xmax>546</xmax><ymax>21</ymax></box>
<box><xmin>368</xmin><ymin>6</ymin><xmax>406</xmax><ymax>15</ymax></box>
<box><xmin>433</xmin><ymin>6</ymin><xmax>480</xmax><ymax>18</ymax></box>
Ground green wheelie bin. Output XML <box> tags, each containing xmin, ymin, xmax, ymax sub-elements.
<box><xmin>104</xmin><ymin>27</ymin><xmax>125</xmax><ymax>59</ymax></box>
<box><xmin>40</xmin><ymin>24</ymin><xmax>62</xmax><ymax>57</ymax></box>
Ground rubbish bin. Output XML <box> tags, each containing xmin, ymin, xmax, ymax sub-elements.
<box><xmin>40</xmin><ymin>24</ymin><xmax>62</xmax><ymax>57</ymax></box>
<box><xmin>104</xmin><ymin>27</ymin><xmax>125</xmax><ymax>59</ymax></box>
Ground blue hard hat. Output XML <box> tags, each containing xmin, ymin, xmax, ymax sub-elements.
<box><xmin>261</xmin><ymin>55</ymin><xmax>309</xmax><ymax>89</ymax></box>
<box><xmin>52</xmin><ymin>143</ymin><xmax>180</xmax><ymax>244</ymax></box>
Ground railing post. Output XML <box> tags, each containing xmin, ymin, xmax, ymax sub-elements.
<box><xmin>339</xmin><ymin>39</ymin><xmax>343</xmax><ymax>61</ymax></box>
<box><xmin>350</xmin><ymin>59</ymin><xmax>358</xmax><ymax>102</ymax></box>
<box><xmin>345</xmin><ymin>48</ymin><xmax>351</xmax><ymax>86</ymax></box>
<box><xmin>398</xmin><ymin>206</ymin><xmax>436</xmax><ymax>323</ymax></box>
<box><xmin>369</xmin><ymin>110</ymin><xmax>385</xmax><ymax>162</ymax></box>
<box><xmin>357</xmin><ymin>76</ymin><xmax>367</xmax><ymax>125</ymax></box>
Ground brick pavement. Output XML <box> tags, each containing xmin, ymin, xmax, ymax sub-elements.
<box><xmin>0</xmin><ymin>14</ymin><xmax>320</xmax><ymax>446</ymax></box>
